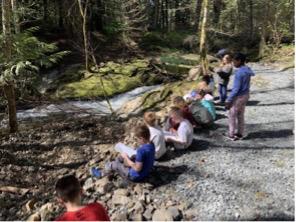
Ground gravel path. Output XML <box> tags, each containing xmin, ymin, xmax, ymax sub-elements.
<box><xmin>154</xmin><ymin>63</ymin><xmax>294</xmax><ymax>220</ymax></box>
<box><xmin>0</xmin><ymin>63</ymin><xmax>294</xmax><ymax>221</ymax></box>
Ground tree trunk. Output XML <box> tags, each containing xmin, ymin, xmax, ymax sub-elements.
<box><xmin>56</xmin><ymin>0</ymin><xmax>63</xmax><ymax>29</ymax></box>
<box><xmin>78</xmin><ymin>0</ymin><xmax>90</xmax><ymax>71</ymax></box>
<box><xmin>164</xmin><ymin>0</ymin><xmax>169</xmax><ymax>30</ymax></box>
<box><xmin>249</xmin><ymin>0</ymin><xmax>253</xmax><ymax>40</ymax></box>
<box><xmin>161</xmin><ymin>0</ymin><xmax>165</xmax><ymax>29</ymax></box>
<box><xmin>258</xmin><ymin>1</ymin><xmax>270</xmax><ymax>58</ymax></box>
<box><xmin>11</xmin><ymin>0</ymin><xmax>20</xmax><ymax>33</ymax></box>
<box><xmin>194</xmin><ymin>0</ymin><xmax>202</xmax><ymax>29</ymax></box>
<box><xmin>213</xmin><ymin>0</ymin><xmax>222</xmax><ymax>25</ymax></box>
<box><xmin>199</xmin><ymin>0</ymin><xmax>209</xmax><ymax>75</ymax></box>
<box><xmin>3</xmin><ymin>85</ymin><xmax>18</xmax><ymax>133</ymax></box>
<box><xmin>153</xmin><ymin>0</ymin><xmax>159</xmax><ymax>29</ymax></box>
<box><xmin>2</xmin><ymin>0</ymin><xmax>18</xmax><ymax>133</ymax></box>
<box><xmin>43</xmin><ymin>0</ymin><xmax>48</xmax><ymax>21</ymax></box>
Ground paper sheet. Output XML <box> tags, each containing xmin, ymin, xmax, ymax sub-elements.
<box><xmin>114</xmin><ymin>142</ymin><xmax>136</xmax><ymax>158</ymax></box>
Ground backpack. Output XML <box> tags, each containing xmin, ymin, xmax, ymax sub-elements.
<box><xmin>189</xmin><ymin>100</ymin><xmax>213</xmax><ymax>125</ymax></box>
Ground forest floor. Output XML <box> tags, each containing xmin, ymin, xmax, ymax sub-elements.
<box><xmin>0</xmin><ymin>61</ymin><xmax>294</xmax><ymax>220</ymax></box>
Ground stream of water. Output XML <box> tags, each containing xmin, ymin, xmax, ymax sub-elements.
<box><xmin>16</xmin><ymin>85</ymin><xmax>161</xmax><ymax>120</ymax></box>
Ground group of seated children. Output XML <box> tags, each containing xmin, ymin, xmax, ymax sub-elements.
<box><xmin>54</xmin><ymin>52</ymin><xmax>240</xmax><ymax>221</ymax></box>
<box><xmin>54</xmin><ymin>106</ymin><xmax>198</xmax><ymax>220</ymax></box>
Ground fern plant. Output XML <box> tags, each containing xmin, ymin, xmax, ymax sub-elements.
<box><xmin>0</xmin><ymin>27</ymin><xmax>70</xmax><ymax>96</ymax></box>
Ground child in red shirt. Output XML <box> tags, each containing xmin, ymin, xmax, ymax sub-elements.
<box><xmin>55</xmin><ymin>175</ymin><xmax>110</xmax><ymax>221</ymax></box>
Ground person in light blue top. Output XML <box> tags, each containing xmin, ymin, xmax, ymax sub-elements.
<box><xmin>196</xmin><ymin>89</ymin><xmax>216</xmax><ymax>120</ymax></box>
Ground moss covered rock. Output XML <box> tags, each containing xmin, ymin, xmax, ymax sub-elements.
<box><xmin>53</xmin><ymin>59</ymin><xmax>165</xmax><ymax>99</ymax></box>
<box><xmin>118</xmin><ymin>80</ymin><xmax>198</xmax><ymax>116</ymax></box>
<box><xmin>56</xmin><ymin>74</ymin><xmax>143</xmax><ymax>99</ymax></box>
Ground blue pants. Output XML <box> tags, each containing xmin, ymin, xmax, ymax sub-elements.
<box><xmin>219</xmin><ymin>84</ymin><xmax>228</xmax><ymax>102</ymax></box>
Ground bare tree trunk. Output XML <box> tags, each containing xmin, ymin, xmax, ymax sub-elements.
<box><xmin>11</xmin><ymin>0</ymin><xmax>20</xmax><ymax>33</ymax></box>
<box><xmin>58</xmin><ymin>0</ymin><xmax>64</xmax><ymax>29</ymax></box>
<box><xmin>78</xmin><ymin>0</ymin><xmax>90</xmax><ymax>71</ymax></box>
<box><xmin>2</xmin><ymin>0</ymin><xmax>18</xmax><ymax>133</ymax></box>
<box><xmin>153</xmin><ymin>0</ymin><xmax>159</xmax><ymax>29</ymax></box>
<box><xmin>161</xmin><ymin>0</ymin><xmax>165</xmax><ymax>29</ymax></box>
<box><xmin>194</xmin><ymin>0</ymin><xmax>202</xmax><ymax>29</ymax></box>
<box><xmin>43</xmin><ymin>0</ymin><xmax>48</xmax><ymax>21</ymax></box>
<box><xmin>213</xmin><ymin>0</ymin><xmax>222</xmax><ymax>25</ymax></box>
<box><xmin>165</xmin><ymin>0</ymin><xmax>169</xmax><ymax>30</ymax></box>
<box><xmin>249</xmin><ymin>0</ymin><xmax>253</xmax><ymax>40</ymax></box>
<box><xmin>258</xmin><ymin>1</ymin><xmax>270</xmax><ymax>58</ymax></box>
<box><xmin>4</xmin><ymin>85</ymin><xmax>18</xmax><ymax>133</ymax></box>
<box><xmin>199</xmin><ymin>0</ymin><xmax>209</xmax><ymax>75</ymax></box>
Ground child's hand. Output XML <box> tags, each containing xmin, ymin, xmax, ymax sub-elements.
<box><xmin>121</xmin><ymin>152</ymin><xmax>129</xmax><ymax>160</ymax></box>
<box><xmin>169</xmin><ymin>128</ymin><xmax>177</xmax><ymax>134</ymax></box>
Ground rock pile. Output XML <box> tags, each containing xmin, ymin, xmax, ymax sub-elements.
<box><xmin>26</xmin><ymin>173</ymin><xmax>191</xmax><ymax>221</ymax></box>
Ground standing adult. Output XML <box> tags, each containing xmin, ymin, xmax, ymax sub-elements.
<box><xmin>225</xmin><ymin>53</ymin><xmax>255</xmax><ymax>141</ymax></box>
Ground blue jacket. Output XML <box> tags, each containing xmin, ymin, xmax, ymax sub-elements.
<box><xmin>227</xmin><ymin>66</ymin><xmax>255</xmax><ymax>102</ymax></box>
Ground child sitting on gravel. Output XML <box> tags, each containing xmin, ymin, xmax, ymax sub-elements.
<box><xmin>184</xmin><ymin>89</ymin><xmax>214</xmax><ymax>103</ymax></box>
<box><xmin>172</xmin><ymin>96</ymin><xmax>197</xmax><ymax>128</ymax></box>
<box><xmin>144</xmin><ymin>112</ymin><xmax>167</xmax><ymax>160</ymax></box>
<box><xmin>91</xmin><ymin>124</ymin><xmax>155</xmax><ymax>182</ymax></box>
<box><xmin>196</xmin><ymin>89</ymin><xmax>216</xmax><ymax>120</ymax></box>
<box><xmin>55</xmin><ymin>175</ymin><xmax>110</xmax><ymax>221</ymax></box>
<box><xmin>164</xmin><ymin>107</ymin><xmax>194</xmax><ymax>149</ymax></box>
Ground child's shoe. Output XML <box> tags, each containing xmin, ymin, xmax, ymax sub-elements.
<box><xmin>235</xmin><ymin>133</ymin><xmax>245</xmax><ymax>140</ymax></box>
<box><xmin>90</xmin><ymin>167</ymin><xmax>102</xmax><ymax>178</ymax></box>
<box><xmin>224</xmin><ymin>133</ymin><xmax>238</xmax><ymax>141</ymax></box>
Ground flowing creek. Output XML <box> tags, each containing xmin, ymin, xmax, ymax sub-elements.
<box><xmin>0</xmin><ymin>85</ymin><xmax>161</xmax><ymax>127</ymax></box>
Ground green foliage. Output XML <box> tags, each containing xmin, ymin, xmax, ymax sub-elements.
<box><xmin>0</xmin><ymin>27</ymin><xmax>70</xmax><ymax>96</ymax></box>
<box><xmin>8</xmin><ymin>27</ymin><xmax>70</xmax><ymax>68</ymax></box>
<box><xmin>103</xmin><ymin>21</ymin><xmax>124</xmax><ymax>37</ymax></box>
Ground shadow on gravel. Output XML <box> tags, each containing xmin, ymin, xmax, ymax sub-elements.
<box><xmin>158</xmin><ymin>139</ymin><xmax>210</xmax><ymax>162</ymax></box>
<box><xmin>215</xmin><ymin>113</ymin><xmax>227</xmax><ymax>120</ymax></box>
<box><xmin>215</xmin><ymin>106</ymin><xmax>226</xmax><ymax>111</ymax></box>
<box><xmin>247</xmin><ymin>100</ymin><xmax>294</xmax><ymax>107</ymax></box>
<box><xmin>211</xmin><ymin>143</ymin><xmax>294</xmax><ymax>150</ymax></box>
<box><xmin>246</xmin><ymin>129</ymin><xmax>294</xmax><ymax>139</ymax></box>
<box><xmin>255</xmin><ymin>101</ymin><xmax>295</xmax><ymax>107</ymax></box>
<box><xmin>252</xmin><ymin>84</ymin><xmax>294</xmax><ymax>94</ymax></box>
<box><xmin>253</xmin><ymin>213</ymin><xmax>294</xmax><ymax>221</ymax></box>
<box><xmin>146</xmin><ymin>165</ymin><xmax>188</xmax><ymax>188</ymax></box>
<box><xmin>247</xmin><ymin>100</ymin><xmax>260</xmax><ymax>106</ymax></box>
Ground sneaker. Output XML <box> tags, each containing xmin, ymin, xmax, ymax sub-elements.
<box><xmin>223</xmin><ymin>133</ymin><xmax>238</xmax><ymax>141</ymax></box>
<box><xmin>235</xmin><ymin>133</ymin><xmax>244</xmax><ymax>140</ymax></box>
<box><xmin>90</xmin><ymin>167</ymin><xmax>102</xmax><ymax>178</ymax></box>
